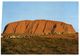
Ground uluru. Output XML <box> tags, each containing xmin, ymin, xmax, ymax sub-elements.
<box><xmin>3</xmin><ymin>20</ymin><xmax>75</xmax><ymax>35</ymax></box>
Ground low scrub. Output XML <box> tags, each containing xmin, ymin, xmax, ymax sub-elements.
<box><xmin>1</xmin><ymin>35</ymin><xmax>78</xmax><ymax>54</ymax></box>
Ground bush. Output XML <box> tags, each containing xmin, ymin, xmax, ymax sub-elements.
<box><xmin>1</xmin><ymin>34</ymin><xmax>78</xmax><ymax>54</ymax></box>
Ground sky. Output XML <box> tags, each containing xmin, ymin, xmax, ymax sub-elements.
<box><xmin>2</xmin><ymin>2</ymin><xmax>78</xmax><ymax>32</ymax></box>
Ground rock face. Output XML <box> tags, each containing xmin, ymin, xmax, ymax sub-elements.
<box><xmin>3</xmin><ymin>20</ymin><xmax>76</xmax><ymax>35</ymax></box>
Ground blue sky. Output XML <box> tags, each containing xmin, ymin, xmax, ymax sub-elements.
<box><xmin>2</xmin><ymin>2</ymin><xmax>78</xmax><ymax>32</ymax></box>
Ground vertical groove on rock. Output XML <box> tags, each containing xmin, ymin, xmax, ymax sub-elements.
<box><xmin>14</xmin><ymin>22</ymin><xmax>19</xmax><ymax>33</ymax></box>
<box><xmin>27</xmin><ymin>22</ymin><xmax>31</xmax><ymax>33</ymax></box>
<box><xmin>12</xmin><ymin>25</ymin><xmax>15</xmax><ymax>34</ymax></box>
<box><xmin>25</xmin><ymin>21</ymin><xmax>29</xmax><ymax>33</ymax></box>
<box><xmin>66</xmin><ymin>25</ymin><xmax>68</xmax><ymax>32</ymax></box>
<box><xmin>26</xmin><ymin>21</ymin><xmax>32</xmax><ymax>34</ymax></box>
<box><xmin>11</xmin><ymin>23</ymin><xmax>17</xmax><ymax>34</ymax></box>
<box><xmin>43</xmin><ymin>21</ymin><xmax>47</xmax><ymax>33</ymax></box>
<box><xmin>64</xmin><ymin>24</ymin><xmax>68</xmax><ymax>32</ymax></box>
<box><xmin>34</xmin><ymin>21</ymin><xmax>40</xmax><ymax>34</ymax></box>
<box><xmin>33</xmin><ymin>22</ymin><xmax>39</xmax><ymax>34</ymax></box>
<box><xmin>26</xmin><ymin>22</ymin><xmax>32</xmax><ymax>33</ymax></box>
<box><xmin>51</xmin><ymin>24</ymin><xmax>56</xmax><ymax>32</ymax></box>
<box><xmin>61</xmin><ymin>23</ymin><xmax>65</xmax><ymax>32</ymax></box>
<box><xmin>29</xmin><ymin>21</ymin><xmax>36</xmax><ymax>34</ymax></box>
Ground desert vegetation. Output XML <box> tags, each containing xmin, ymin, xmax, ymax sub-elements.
<box><xmin>1</xmin><ymin>33</ymin><xmax>78</xmax><ymax>54</ymax></box>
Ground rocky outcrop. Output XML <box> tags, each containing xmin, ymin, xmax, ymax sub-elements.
<box><xmin>3</xmin><ymin>20</ymin><xmax>76</xmax><ymax>35</ymax></box>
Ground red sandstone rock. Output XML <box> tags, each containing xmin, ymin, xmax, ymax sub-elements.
<box><xmin>3</xmin><ymin>20</ymin><xmax>76</xmax><ymax>35</ymax></box>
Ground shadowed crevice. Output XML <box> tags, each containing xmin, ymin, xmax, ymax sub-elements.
<box><xmin>51</xmin><ymin>24</ymin><xmax>56</xmax><ymax>32</ymax></box>
<box><xmin>3</xmin><ymin>24</ymin><xmax>8</xmax><ymax>34</ymax></box>
<box><xmin>25</xmin><ymin>22</ymin><xmax>29</xmax><ymax>33</ymax></box>
<box><xmin>43</xmin><ymin>21</ymin><xmax>47</xmax><ymax>33</ymax></box>
<box><xmin>33</xmin><ymin>22</ymin><xmax>39</xmax><ymax>34</ymax></box>
<box><xmin>29</xmin><ymin>21</ymin><xmax>37</xmax><ymax>34</ymax></box>
<box><xmin>14</xmin><ymin>22</ymin><xmax>19</xmax><ymax>33</ymax></box>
